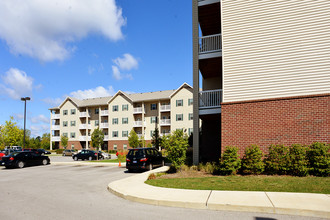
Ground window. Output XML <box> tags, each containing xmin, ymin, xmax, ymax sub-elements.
<box><xmin>122</xmin><ymin>131</ymin><xmax>128</xmax><ymax>137</ymax></box>
<box><xmin>188</xmin><ymin>98</ymin><xmax>193</xmax><ymax>106</ymax></box>
<box><xmin>122</xmin><ymin>104</ymin><xmax>128</xmax><ymax>111</ymax></box>
<box><xmin>122</xmin><ymin>118</ymin><xmax>128</xmax><ymax>124</ymax></box>
<box><xmin>176</xmin><ymin>99</ymin><xmax>183</xmax><ymax>107</ymax></box>
<box><xmin>112</xmin><ymin>118</ymin><xmax>118</xmax><ymax>125</ymax></box>
<box><xmin>150</xmin><ymin>116</ymin><xmax>157</xmax><ymax>123</ymax></box>
<box><xmin>150</xmin><ymin>130</ymin><xmax>154</xmax><ymax>137</ymax></box>
<box><xmin>150</xmin><ymin>103</ymin><xmax>157</xmax><ymax>110</ymax></box>
<box><xmin>95</xmin><ymin>108</ymin><xmax>99</xmax><ymax>114</ymax></box>
<box><xmin>113</xmin><ymin>144</ymin><xmax>117</xmax><ymax>150</ymax></box>
<box><xmin>88</xmin><ymin>120</ymin><xmax>91</xmax><ymax>124</ymax></box>
<box><xmin>112</xmin><ymin>131</ymin><xmax>118</xmax><ymax>137</ymax></box>
<box><xmin>71</xmin><ymin>109</ymin><xmax>76</xmax><ymax>115</ymax></box>
<box><xmin>63</xmin><ymin>121</ymin><xmax>68</xmax><ymax>127</ymax></box>
<box><xmin>123</xmin><ymin>144</ymin><xmax>127</xmax><ymax>150</ymax></box>
<box><xmin>70</xmin><ymin>121</ymin><xmax>76</xmax><ymax>126</ymax></box>
<box><xmin>189</xmin><ymin>113</ymin><xmax>193</xmax><ymax>120</ymax></box>
<box><xmin>62</xmin><ymin>133</ymin><xmax>68</xmax><ymax>137</ymax></box>
<box><xmin>70</xmin><ymin>132</ymin><xmax>75</xmax><ymax>138</ymax></box>
<box><xmin>95</xmin><ymin>120</ymin><xmax>99</xmax><ymax>126</ymax></box>
<box><xmin>188</xmin><ymin>128</ymin><xmax>193</xmax><ymax>136</ymax></box>
<box><xmin>63</xmin><ymin>110</ymin><xmax>68</xmax><ymax>115</ymax></box>
<box><xmin>176</xmin><ymin>114</ymin><xmax>183</xmax><ymax>121</ymax></box>
<box><xmin>71</xmin><ymin>144</ymin><xmax>75</xmax><ymax>149</ymax></box>
<box><xmin>112</xmin><ymin>105</ymin><xmax>118</xmax><ymax>112</ymax></box>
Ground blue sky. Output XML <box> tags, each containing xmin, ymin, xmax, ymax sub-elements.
<box><xmin>0</xmin><ymin>0</ymin><xmax>192</xmax><ymax>137</ymax></box>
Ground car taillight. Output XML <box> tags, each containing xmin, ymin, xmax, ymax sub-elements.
<box><xmin>140</xmin><ymin>158</ymin><xmax>147</xmax><ymax>162</ymax></box>
<box><xmin>95</xmin><ymin>153</ymin><xmax>97</xmax><ymax>156</ymax></box>
<box><xmin>9</xmin><ymin>157</ymin><xmax>14</xmax><ymax>161</ymax></box>
<box><xmin>126</xmin><ymin>158</ymin><xmax>131</xmax><ymax>162</ymax></box>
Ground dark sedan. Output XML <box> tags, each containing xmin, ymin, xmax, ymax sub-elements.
<box><xmin>1</xmin><ymin>151</ymin><xmax>50</xmax><ymax>168</ymax></box>
<box><xmin>72</xmin><ymin>150</ymin><xmax>103</xmax><ymax>161</ymax></box>
<box><xmin>126</xmin><ymin>148</ymin><xmax>164</xmax><ymax>172</ymax></box>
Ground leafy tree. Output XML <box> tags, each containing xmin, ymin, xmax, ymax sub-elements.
<box><xmin>128</xmin><ymin>129</ymin><xmax>139</xmax><ymax>148</ymax></box>
<box><xmin>151</xmin><ymin>127</ymin><xmax>161</xmax><ymax>149</ymax></box>
<box><xmin>0</xmin><ymin>116</ymin><xmax>23</xmax><ymax>147</ymax></box>
<box><xmin>139</xmin><ymin>135</ymin><xmax>146</xmax><ymax>148</ymax></box>
<box><xmin>40</xmin><ymin>133</ymin><xmax>50</xmax><ymax>150</ymax></box>
<box><xmin>29</xmin><ymin>137</ymin><xmax>41</xmax><ymax>149</ymax></box>
<box><xmin>91</xmin><ymin>127</ymin><xmax>104</xmax><ymax>151</ymax></box>
<box><xmin>60</xmin><ymin>135</ymin><xmax>68</xmax><ymax>149</ymax></box>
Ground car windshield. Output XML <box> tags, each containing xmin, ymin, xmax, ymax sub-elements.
<box><xmin>128</xmin><ymin>149</ymin><xmax>144</xmax><ymax>157</ymax></box>
<box><xmin>9</xmin><ymin>152</ymin><xmax>21</xmax><ymax>157</ymax></box>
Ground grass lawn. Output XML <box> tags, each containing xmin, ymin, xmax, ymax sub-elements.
<box><xmin>146</xmin><ymin>175</ymin><xmax>330</xmax><ymax>194</ymax></box>
<box><xmin>87</xmin><ymin>159</ymin><xmax>126</xmax><ymax>163</ymax></box>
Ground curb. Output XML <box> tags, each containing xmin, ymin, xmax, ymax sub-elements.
<box><xmin>107</xmin><ymin>166</ymin><xmax>330</xmax><ymax>219</ymax></box>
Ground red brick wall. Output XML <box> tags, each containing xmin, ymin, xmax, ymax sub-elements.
<box><xmin>62</xmin><ymin>141</ymin><xmax>82</xmax><ymax>150</ymax></box>
<box><xmin>221</xmin><ymin>94</ymin><xmax>330</xmax><ymax>156</ymax></box>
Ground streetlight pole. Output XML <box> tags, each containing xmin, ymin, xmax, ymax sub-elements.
<box><xmin>21</xmin><ymin>97</ymin><xmax>30</xmax><ymax>148</ymax></box>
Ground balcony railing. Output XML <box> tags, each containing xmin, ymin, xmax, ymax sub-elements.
<box><xmin>51</xmin><ymin>125</ymin><xmax>60</xmax><ymax>130</ymax></box>
<box><xmin>100</xmin><ymin>110</ymin><xmax>108</xmax><ymax>116</ymax></box>
<box><xmin>51</xmin><ymin>114</ymin><xmax>60</xmax><ymax>119</ymax></box>
<box><xmin>133</xmin><ymin>121</ymin><xmax>146</xmax><ymax>127</ymax></box>
<box><xmin>199</xmin><ymin>34</ymin><xmax>221</xmax><ymax>54</ymax></box>
<box><xmin>160</xmin><ymin>105</ymin><xmax>171</xmax><ymax>112</ymax></box>
<box><xmin>133</xmin><ymin>107</ymin><xmax>145</xmax><ymax>114</ymax></box>
<box><xmin>100</xmin><ymin>123</ymin><xmax>109</xmax><ymax>128</ymax></box>
<box><xmin>160</xmin><ymin>119</ymin><xmax>171</xmax><ymax>126</ymax></box>
<box><xmin>79</xmin><ymin>124</ymin><xmax>91</xmax><ymax>129</ymax></box>
<box><xmin>79</xmin><ymin>136</ymin><xmax>91</xmax><ymax>141</ymax></box>
<box><xmin>51</xmin><ymin>136</ymin><xmax>60</xmax><ymax>142</ymax></box>
<box><xmin>104</xmin><ymin>135</ymin><xmax>109</xmax><ymax>141</ymax></box>
<box><xmin>79</xmin><ymin>112</ymin><xmax>90</xmax><ymax>118</ymax></box>
<box><xmin>199</xmin><ymin>89</ymin><xmax>222</xmax><ymax>109</ymax></box>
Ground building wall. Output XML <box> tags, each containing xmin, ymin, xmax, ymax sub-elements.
<box><xmin>221</xmin><ymin>94</ymin><xmax>330</xmax><ymax>156</ymax></box>
<box><xmin>60</xmin><ymin>100</ymin><xmax>79</xmax><ymax>142</ymax></box>
<box><xmin>222</xmin><ymin>0</ymin><xmax>330</xmax><ymax>102</ymax></box>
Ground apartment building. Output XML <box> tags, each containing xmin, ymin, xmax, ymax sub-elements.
<box><xmin>49</xmin><ymin>83</ymin><xmax>194</xmax><ymax>150</ymax></box>
<box><xmin>193</xmin><ymin>0</ymin><xmax>330</xmax><ymax>164</ymax></box>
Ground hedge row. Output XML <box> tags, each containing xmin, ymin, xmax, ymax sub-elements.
<box><xmin>219</xmin><ymin>142</ymin><xmax>329</xmax><ymax>177</ymax></box>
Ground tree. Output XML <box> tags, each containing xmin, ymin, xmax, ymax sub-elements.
<box><xmin>139</xmin><ymin>135</ymin><xmax>146</xmax><ymax>148</ymax></box>
<box><xmin>128</xmin><ymin>129</ymin><xmax>139</xmax><ymax>148</ymax></box>
<box><xmin>40</xmin><ymin>133</ymin><xmax>50</xmax><ymax>149</ymax></box>
<box><xmin>91</xmin><ymin>127</ymin><xmax>104</xmax><ymax>151</ymax></box>
<box><xmin>0</xmin><ymin>116</ymin><xmax>23</xmax><ymax>147</ymax></box>
<box><xmin>151</xmin><ymin>127</ymin><xmax>161</xmax><ymax>149</ymax></box>
<box><xmin>61</xmin><ymin>135</ymin><xmax>68</xmax><ymax>149</ymax></box>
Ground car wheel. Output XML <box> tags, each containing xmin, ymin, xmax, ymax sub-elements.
<box><xmin>17</xmin><ymin>161</ymin><xmax>25</xmax><ymax>169</ymax></box>
<box><xmin>42</xmin><ymin>159</ymin><xmax>48</xmax><ymax>165</ymax></box>
<box><xmin>74</xmin><ymin>156</ymin><xmax>78</xmax><ymax>161</ymax></box>
<box><xmin>88</xmin><ymin>156</ymin><xmax>92</xmax><ymax>161</ymax></box>
<box><xmin>162</xmin><ymin>160</ymin><xmax>165</xmax><ymax>167</ymax></box>
<box><xmin>148</xmin><ymin>163</ymin><xmax>152</xmax><ymax>171</ymax></box>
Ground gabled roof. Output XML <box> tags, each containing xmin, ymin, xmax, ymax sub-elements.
<box><xmin>107</xmin><ymin>90</ymin><xmax>133</xmax><ymax>104</ymax></box>
<box><xmin>58</xmin><ymin>97</ymin><xmax>82</xmax><ymax>109</ymax></box>
<box><xmin>127</xmin><ymin>89</ymin><xmax>175</xmax><ymax>102</ymax></box>
<box><xmin>169</xmin><ymin>82</ymin><xmax>193</xmax><ymax>97</ymax></box>
<box><xmin>79</xmin><ymin>96</ymin><xmax>112</xmax><ymax>107</ymax></box>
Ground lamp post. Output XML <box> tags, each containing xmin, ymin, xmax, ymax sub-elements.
<box><xmin>21</xmin><ymin>97</ymin><xmax>30</xmax><ymax>148</ymax></box>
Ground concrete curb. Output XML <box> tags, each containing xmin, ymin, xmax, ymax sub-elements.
<box><xmin>51</xmin><ymin>161</ymin><xmax>126</xmax><ymax>167</ymax></box>
<box><xmin>107</xmin><ymin>166</ymin><xmax>330</xmax><ymax>219</ymax></box>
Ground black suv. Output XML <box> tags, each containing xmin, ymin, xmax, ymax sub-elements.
<box><xmin>72</xmin><ymin>150</ymin><xmax>103</xmax><ymax>161</ymax></box>
<box><xmin>126</xmin><ymin>148</ymin><xmax>164</xmax><ymax>172</ymax></box>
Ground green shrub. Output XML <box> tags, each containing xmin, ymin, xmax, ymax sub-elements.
<box><xmin>307</xmin><ymin>142</ymin><xmax>330</xmax><ymax>177</ymax></box>
<box><xmin>198</xmin><ymin>162</ymin><xmax>218</xmax><ymax>174</ymax></box>
<box><xmin>241</xmin><ymin>145</ymin><xmax>264</xmax><ymax>175</ymax></box>
<box><xmin>288</xmin><ymin>144</ymin><xmax>309</xmax><ymax>176</ymax></box>
<box><xmin>219</xmin><ymin>146</ymin><xmax>241</xmax><ymax>175</ymax></box>
<box><xmin>264</xmin><ymin>145</ymin><xmax>290</xmax><ymax>175</ymax></box>
<box><xmin>56</xmin><ymin>149</ymin><xmax>64</xmax><ymax>154</ymax></box>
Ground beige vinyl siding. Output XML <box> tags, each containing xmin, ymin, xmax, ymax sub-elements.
<box><xmin>222</xmin><ymin>0</ymin><xmax>330</xmax><ymax>102</ymax></box>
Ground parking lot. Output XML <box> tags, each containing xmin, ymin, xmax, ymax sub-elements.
<box><xmin>0</xmin><ymin>160</ymin><xmax>321</xmax><ymax>220</ymax></box>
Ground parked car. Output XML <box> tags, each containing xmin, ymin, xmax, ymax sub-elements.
<box><xmin>99</xmin><ymin>151</ymin><xmax>110</xmax><ymax>159</ymax></box>
<box><xmin>126</xmin><ymin>148</ymin><xmax>164</xmax><ymax>172</ymax></box>
<box><xmin>72</xmin><ymin>150</ymin><xmax>103</xmax><ymax>161</ymax></box>
<box><xmin>63</xmin><ymin>149</ymin><xmax>76</xmax><ymax>156</ymax></box>
<box><xmin>0</xmin><ymin>151</ymin><xmax>50</xmax><ymax>168</ymax></box>
<box><xmin>0</xmin><ymin>151</ymin><xmax>6</xmax><ymax>160</ymax></box>
<box><xmin>37</xmin><ymin>149</ymin><xmax>51</xmax><ymax>155</ymax></box>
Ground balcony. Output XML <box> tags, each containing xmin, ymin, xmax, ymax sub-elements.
<box><xmin>137</xmin><ymin>134</ymin><xmax>143</xmax><ymax>139</ymax></box>
<box><xmin>133</xmin><ymin>121</ymin><xmax>146</xmax><ymax>127</ymax></box>
<box><xmin>160</xmin><ymin>105</ymin><xmax>171</xmax><ymax>112</ymax></box>
<box><xmin>160</xmin><ymin>119</ymin><xmax>171</xmax><ymax>126</ymax></box>
<box><xmin>104</xmin><ymin>135</ymin><xmax>109</xmax><ymax>141</ymax></box>
<box><xmin>79</xmin><ymin>124</ymin><xmax>91</xmax><ymax>130</ymax></box>
<box><xmin>51</xmin><ymin>125</ymin><xmax>60</xmax><ymax>130</ymax></box>
<box><xmin>199</xmin><ymin>34</ymin><xmax>222</xmax><ymax>59</ymax></box>
<box><xmin>133</xmin><ymin>107</ymin><xmax>145</xmax><ymax>114</ymax></box>
<box><xmin>51</xmin><ymin>136</ymin><xmax>60</xmax><ymax>142</ymax></box>
<box><xmin>198</xmin><ymin>0</ymin><xmax>219</xmax><ymax>6</ymax></box>
<box><xmin>199</xmin><ymin>89</ymin><xmax>222</xmax><ymax>115</ymax></box>
<box><xmin>100</xmin><ymin>123</ymin><xmax>109</xmax><ymax>129</ymax></box>
<box><xmin>51</xmin><ymin>114</ymin><xmax>60</xmax><ymax>120</ymax></box>
<box><xmin>79</xmin><ymin>136</ymin><xmax>91</xmax><ymax>141</ymax></box>
<box><xmin>79</xmin><ymin>112</ymin><xmax>90</xmax><ymax>118</ymax></box>
<box><xmin>100</xmin><ymin>110</ymin><xmax>108</xmax><ymax>116</ymax></box>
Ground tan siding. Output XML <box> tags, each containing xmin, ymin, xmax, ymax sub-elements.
<box><xmin>222</xmin><ymin>0</ymin><xmax>330</xmax><ymax>102</ymax></box>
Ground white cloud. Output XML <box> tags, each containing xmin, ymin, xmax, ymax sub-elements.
<box><xmin>42</xmin><ymin>97</ymin><xmax>63</xmax><ymax>107</ymax></box>
<box><xmin>70</xmin><ymin>86</ymin><xmax>115</xmax><ymax>99</ymax></box>
<box><xmin>30</xmin><ymin>114</ymin><xmax>49</xmax><ymax>124</ymax></box>
<box><xmin>30</xmin><ymin>124</ymin><xmax>49</xmax><ymax>137</ymax></box>
<box><xmin>0</xmin><ymin>0</ymin><xmax>126</xmax><ymax>62</ymax></box>
<box><xmin>113</xmin><ymin>53</ymin><xmax>138</xmax><ymax>71</ymax></box>
<box><xmin>112</xmin><ymin>65</ymin><xmax>122</xmax><ymax>80</ymax></box>
<box><xmin>0</xmin><ymin>68</ymin><xmax>34</xmax><ymax>99</ymax></box>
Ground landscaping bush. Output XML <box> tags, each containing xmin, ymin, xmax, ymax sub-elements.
<box><xmin>288</xmin><ymin>144</ymin><xmax>309</xmax><ymax>176</ymax></box>
<box><xmin>55</xmin><ymin>149</ymin><xmax>64</xmax><ymax>154</ymax></box>
<box><xmin>219</xmin><ymin>146</ymin><xmax>241</xmax><ymax>175</ymax></box>
<box><xmin>116</xmin><ymin>150</ymin><xmax>128</xmax><ymax>161</ymax></box>
<box><xmin>241</xmin><ymin>145</ymin><xmax>264</xmax><ymax>175</ymax></box>
<box><xmin>198</xmin><ymin>162</ymin><xmax>218</xmax><ymax>174</ymax></box>
<box><xmin>264</xmin><ymin>145</ymin><xmax>290</xmax><ymax>175</ymax></box>
<box><xmin>307</xmin><ymin>142</ymin><xmax>330</xmax><ymax>177</ymax></box>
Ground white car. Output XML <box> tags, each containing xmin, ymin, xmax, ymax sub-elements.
<box><xmin>99</xmin><ymin>151</ymin><xmax>110</xmax><ymax>159</ymax></box>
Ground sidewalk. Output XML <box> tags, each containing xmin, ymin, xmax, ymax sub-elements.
<box><xmin>108</xmin><ymin>166</ymin><xmax>330</xmax><ymax>219</ymax></box>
